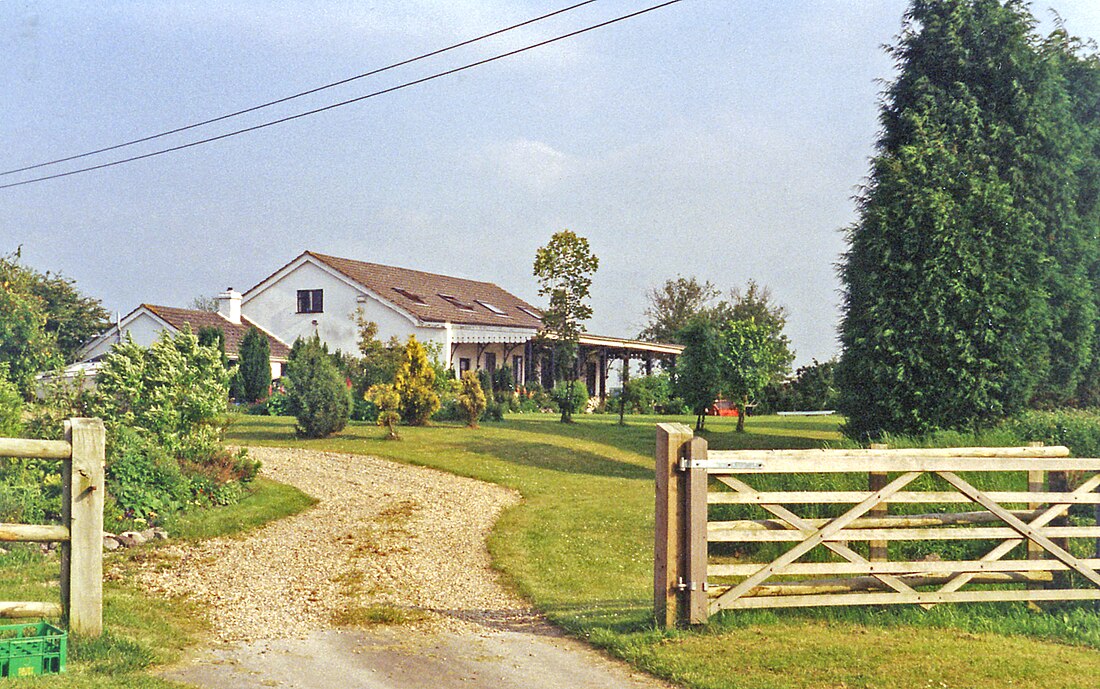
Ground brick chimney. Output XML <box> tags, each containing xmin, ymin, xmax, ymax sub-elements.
<box><xmin>217</xmin><ymin>288</ymin><xmax>242</xmax><ymax>325</ymax></box>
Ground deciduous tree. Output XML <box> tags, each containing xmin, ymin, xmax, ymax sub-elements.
<box><xmin>638</xmin><ymin>276</ymin><xmax>719</xmax><ymax>344</ymax></box>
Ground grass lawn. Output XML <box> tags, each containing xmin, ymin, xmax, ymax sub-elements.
<box><xmin>227</xmin><ymin>412</ymin><xmax>1100</xmax><ymax>689</ymax></box>
<box><xmin>0</xmin><ymin>476</ymin><xmax>314</xmax><ymax>687</ymax></box>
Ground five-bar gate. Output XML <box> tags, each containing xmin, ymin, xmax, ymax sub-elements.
<box><xmin>655</xmin><ymin>423</ymin><xmax>1100</xmax><ymax>627</ymax></box>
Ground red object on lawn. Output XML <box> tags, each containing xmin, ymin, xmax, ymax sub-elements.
<box><xmin>710</xmin><ymin>399</ymin><xmax>739</xmax><ymax>417</ymax></box>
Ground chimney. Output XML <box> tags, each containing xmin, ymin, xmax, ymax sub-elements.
<box><xmin>217</xmin><ymin>288</ymin><xmax>242</xmax><ymax>325</ymax></box>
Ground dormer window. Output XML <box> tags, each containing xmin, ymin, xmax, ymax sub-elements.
<box><xmin>438</xmin><ymin>294</ymin><xmax>475</xmax><ymax>311</ymax></box>
<box><xmin>297</xmin><ymin>289</ymin><xmax>323</xmax><ymax>314</ymax></box>
<box><xmin>476</xmin><ymin>300</ymin><xmax>509</xmax><ymax>317</ymax></box>
<box><xmin>393</xmin><ymin>287</ymin><xmax>427</xmax><ymax>306</ymax></box>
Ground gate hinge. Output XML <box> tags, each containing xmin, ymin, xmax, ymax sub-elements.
<box><xmin>677</xmin><ymin>577</ymin><xmax>709</xmax><ymax>592</ymax></box>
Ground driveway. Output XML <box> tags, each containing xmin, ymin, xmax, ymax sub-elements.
<box><xmin>138</xmin><ymin>447</ymin><xmax>672</xmax><ymax>689</ymax></box>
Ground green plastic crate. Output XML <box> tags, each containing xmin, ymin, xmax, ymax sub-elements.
<box><xmin>0</xmin><ymin>622</ymin><xmax>66</xmax><ymax>677</ymax></box>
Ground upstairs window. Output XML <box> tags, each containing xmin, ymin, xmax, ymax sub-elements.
<box><xmin>476</xmin><ymin>300</ymin><xmax>509</xmax><ymax>316</ymax></box>
<box><xmin>297</xmin><ymin>289</ymin><xmax>324</xmax><ymax>314</ymax></box>
<box><xmin>518</xmin><ymin>306</ymin><xmax>542</xmax><ymax>320</ymax></box>
<box><xmin>438</xmin><ymin>294</ymin><xmax>475</xmax><ymax>311</ymax></box>
<box><xmin>392</xmin><ymin>287</ymin><xmax>427</xmax><ymax>306</ymax></box>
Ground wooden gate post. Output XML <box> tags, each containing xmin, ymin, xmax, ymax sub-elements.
<box><xmin>655</xmin><ymin>423</ymin><xmax>693</xmax><ymax>628</ymax></box>
<box><xmin>684</xmin><ymin>436</ymin><xmax>709</xmax><ymax>625</ymax></box>
<box><xmin>61</xmin><ymin>418</ymin><xmax>104</xmax><ymax>637</ymax></box>
<box><xmin>868</xmin><ymin>444</ymin><xmax>888</xmax><ymax>562</ymax></box>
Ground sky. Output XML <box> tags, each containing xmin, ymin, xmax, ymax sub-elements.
<box><xmin>5</xmin><ymin>1</ymin><xmax>1100</xmax><ymax>366</ymax></box>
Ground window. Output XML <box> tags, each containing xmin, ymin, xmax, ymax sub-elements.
<box><xmin>476</xmin><ymin>300</ymin><xmax>509</xmax><ymax>316</ymax></box>
<box><xmin>512</xmin><ymin>355</ymin><xmax>523</xmax><ymax>385</ymax></box>
<box><xmin>438</xmin><ymin>294</ymin><xmax>476</xmax><ymax>311</ymax></box>
<box><xmin>484</xmin><ymin>352</ymin><xmax>497</xmax><ymax>372</ymax></box>
<box><xmin>297</xmin><ymin>289</ymin><xmax>323</xmax><ymax>314</ymax></box>
<box><xmin>517</xmin><ymin>306</ymin><xmax>542</xmax><ymax>320</ymax></box>
<box><xmin>459</xmin><ymin>358</ymin><xmax>471</xmax><ymax>373</ymax></box>
<box><xmin>392</xmin><ymin>287</ymin><xmax>427</xmax><ymax>306</ymax></box>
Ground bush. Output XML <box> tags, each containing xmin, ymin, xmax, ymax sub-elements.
<box><xmin>350</xmin><ymin>398</ymin><xmax>378</xmax><ymax>422</ymax></box>
<box><xmin>484</xmin><ymin>400</ymin><xmax>506</xmax><ymax>422</ymax></box>
<box><xmin>284</xmin><ymin>336</ymin><xmax>350</xmax><ymax>439</ymax></box>
<box><xmin>107</xmin><ymin>428</ymin><xmax>192</xmax><ymax>519</ymax></box>
<box><xmin>366</xmin><ymin>384</ymin><xmax>401</xmax><ymax>440</ymax></box>
<box><xmin>456</xmin><ymin>370</ymin><xmax>487</xmax><ymax>427</ymax></box>
<box><xmin>265</xmin><ymin>390</ymin><xmax>291</xmax><ymax>416</ymax></box>
<box><xmin>1010</xmin><ymin>409</ymin><xmax>1100</xmax><ymax>457</ymax></box>
<box><xmin>0</xmin><ymin>364</ymin><xmax>23</xmax><ymax>437</ymax></box>
<box><xmin>550</xmin><ymin>380</ymin><xmax>588</xmax><ymax>422</ymax></box>
<box><xmin>394</xmin><ymin>336</ymin><xmax>439</xmax><ymax>426</ymax></box>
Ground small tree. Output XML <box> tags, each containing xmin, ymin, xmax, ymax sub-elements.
<box><xmin>550</xmin><ymin>380</ymin><xmax>588</xmax><ymax>422</ymax></box>
<box><xmin>533</xmin><ymin>230</ymin><xmax>599</xmax><ymax>422</ymax></box>
<box><xmin>674</xmin><ymin>318</ymin><xmax>723</xmax><ymax>431</ymax></box>
<box><xmin>394</xmin><ymin>336</ymin><xmax>439</xmax><ymax>426</ymax></box>
<box><xmin>718</xmin><ymin>319</ymin><xmax>791</xmax><ymax>433</ymax></box>
<box><xmin>238</xmin><ymin>327</ymin><xmax>271</xmax><ymax>402</ymax></box>
<box><xmin>456</xmin><ymin>371</ymin><xmax>487</xmax><ymax>428</ymax></box>
<box><xmin>284</xmin><ymin>335</ymin><xmax>349</xmax><ymax>438</ymax></box>
<box><xmin>0</xmin><ymin>365</ymin><xmax>23</xmax><ymax>437</ymax></box>
<box><xmin>367</xmin><ymin>384</ymin><xmax>401</xmax><ymax>440</ymax></box>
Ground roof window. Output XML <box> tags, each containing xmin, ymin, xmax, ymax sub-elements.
<box><xmin>392</xmin><ymin>288</ymin><xmax>427</xmax><ymax>306</ymax></box>
<box><xmin>517</xmin><ymin>306</ymin><xmax>543</xmax><ymax>320</ymax></box>
<box><xmin>475</xmin><ymin>300</ymin><xmax>509</xmax><ymax>316</ymax></box>
<box><xmin>438</xmin><ymin>294</ymin><xmax>476</xmax><ymax>312</ymax></box>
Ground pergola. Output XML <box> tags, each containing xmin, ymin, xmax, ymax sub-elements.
<box><xmin>528</xmin><ymin>333</ymin><xmax>684</xmax><ymax>400</ymax></box>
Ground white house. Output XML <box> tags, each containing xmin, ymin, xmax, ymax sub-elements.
<box><xmin>79</xmin><ymin>293</ymin><xmax>290</xmax><ymax>380</ymax></box>
<box><xmin>241</xmin><ymin>251</ymin><xmax>544</xmax><ymax>384</ymax></box>
<box><xmin>77</xmin><ymin>249</ymin><xmax>683</xmax><ymax>399</ymax></box>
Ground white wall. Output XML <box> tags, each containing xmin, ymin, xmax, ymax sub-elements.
<box><xmin>242</xmin><ymin>258</ymin><xmax>447</xmax><ymax>354</ymax></box>
<box><xmin>451</xmin><ymin>343</ymin><xmax>525</xmax><ymax>383</ymax></box>
<box><xmin>81</xmin><ymin>311</ymin><xmax>172</xmax><ymax>360</ymax></box>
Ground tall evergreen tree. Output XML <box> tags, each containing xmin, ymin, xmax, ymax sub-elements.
<box><xmin>237</xmin><ymin>327</ymin><xmax>272</xmax><ymax>403</ymax></box>
<box><xmin>836</xmin><ymin>0</ymin><xmax>1090</xmax><ymax>437</ymax></box>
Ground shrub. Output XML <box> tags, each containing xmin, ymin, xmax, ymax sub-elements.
<box><xmin>0</xmin><ymin>364</ymin><xmax>23</xmax><ymax>437</ymax></box>
<box><xmin>456</xmin><ymin>371</ymin><xmax>487</xmax><ymax>427</ymax></box>
<box><xmin>284</xmin><ymin>335</ymin><xmax>350</xmax><ymax>439</ymax></box>
<box><xmin>237</xmin><ymin>327</ymin><xmax>271</xmax><ymax>402</ymax></box>
<box><xmin>550</xmin><ymin>380</ymin><xmax>588</xmax><ymax>422</ymax></box>
<box><xmin>394</xmin><ymin>336</ymin><xmax>439</xmax><ymax>426</ymax></box>
<box><xmin>107</xmin><ymin>428</ymin><xmax>192</xmax><ymax>519</ymax></box>
<box><xmin>484</xmin><ymin>400</ymin><xmax>506</xmax><ymax>422</ymax></box>
<box><xmin>1010</xmin><ymin>409</ymin><xmax>1100</xmax><ymax>457</ymax></box>
<box><xmin>350</xmin><ymin>398</ymin><xmax>378</xmax><ymax>422</ymax></box>
<box><xmin>265</xmin><ymin>390</ymin><xmax>291</xmax><ymax>416</ymax></box>
<box><xmin>367</xmin><ymin>384</ymin><xmax>401</xmax><ymax>440</ymax></box>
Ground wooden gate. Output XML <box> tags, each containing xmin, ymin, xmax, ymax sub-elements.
<box><xmin>0</xmin><ymin>418</ymin><xmax>105</xmax><ymax>636</ymax></box>
<box><xmin>655</xmin><ymin>423</ymin><xmax>1100</xmax><ymax>627</ymax></box>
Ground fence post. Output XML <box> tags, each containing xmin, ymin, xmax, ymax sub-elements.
<box><xmin>684</xmin><ymin>436</ymin><xmax>709</xmax><ymax>625</ymax></box>
<box><xmin>61</xmin><ymin>418</ymin><xmax>104</xmax><ymax>637</ymax></box>
<box><xmin>655</xmin><ymin>423</ymin><xmax>692</xmax><ymax>628</ymax></box>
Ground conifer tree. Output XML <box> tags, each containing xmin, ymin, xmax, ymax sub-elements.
<box><xmin>837</xmin><ymin>0</ymin><xmax>1099</xmax><ymax>437</ymax></box>
<box><xmin>237</xmin><ymin>327</ymin><xmax>271</xmax><ymax>403</ymax></box>
<box><xmin>394</xmin><ymin>336</ymin><xmax>440</xmax><ymax>426</ymax></box>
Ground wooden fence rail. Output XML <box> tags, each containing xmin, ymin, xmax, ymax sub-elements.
<box><xmin>654</xmin><ymin>423</ymin><xmax>1100</xmax><ymax>627</ymax></box>
<box><xmin>0</xmin><ymin>418</ymin><xmax>104</xmax><ymax>636</ymax></box>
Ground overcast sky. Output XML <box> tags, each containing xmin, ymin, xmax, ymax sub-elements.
<box><xmin>5</xmin><ymin>1</ymin><xmax>1100</xmax><ymax>365</ymax></box>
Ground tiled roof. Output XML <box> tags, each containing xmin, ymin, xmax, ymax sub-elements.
<box><xmin>307</xmin><ymin>252</ymin><xmax>543</xmax><ymax>329</ymax></box>
<box><xmin>143</xmin><ymin>305</ymin><xmax>290</xmax><ymax>359</ymax></box>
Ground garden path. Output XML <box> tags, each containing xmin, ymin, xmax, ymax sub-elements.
<box><xmin>140</xmin><ymin>446</ymin><xmax>670</xmax><ymax>689</ymax></box>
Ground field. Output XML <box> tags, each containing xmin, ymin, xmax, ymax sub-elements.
<box><xmin>225</xmin><ymin>413</ymin><xmax>1100</xmax><ymax>689</ymax></box>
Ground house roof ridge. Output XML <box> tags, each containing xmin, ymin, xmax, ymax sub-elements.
<box><xmin>307</xmin><ymin>251</ymin><xmax>501</xmax><ymax>290</ymax></box>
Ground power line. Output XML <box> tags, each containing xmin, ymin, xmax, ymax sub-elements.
<box><xmin>1</xmin><ymin>0</ymin><xmax>681</xmax><ymax>191</ymax></box>
<box><xmin>0</xmin><ymin>0</ymin><xmax>599</xmax><ymax>178</ymax></box>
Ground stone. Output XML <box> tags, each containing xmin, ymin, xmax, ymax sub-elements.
<box><xmin>117</xmin><ymin>531</ymin><xmax>148</xmax><ymax>547</ymax></box>
<box><xmin>152</xmin><ymin>527</ymin><xmax>169</xmax><ymax>540</ymax></box>
<box><xmin>103</xmin><ymin>536</ymin><xmax>121</xmax><ymax>551</ymax></box>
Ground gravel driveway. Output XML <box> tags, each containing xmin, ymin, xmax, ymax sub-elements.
<box><xmin>141</xmin><ymin>446</ymin><xmax>672</xmax><ymax>689</ymax></box>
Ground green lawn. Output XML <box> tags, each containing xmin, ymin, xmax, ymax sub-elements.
<box><xmin>227</xmin><ymin>412</ymin><xmax>1100</xmax><ymax>689</ymax></box>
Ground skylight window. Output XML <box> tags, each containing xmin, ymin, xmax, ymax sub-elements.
<box><xmin>476</xmin><ymin>300</ymin><xmax>509</xmax><ymax>316</ymax></box>
<box><xmin>392</xmin><ymin>288</ymin><xmax>427</xmax><ymax>306</ymax></box>
<box><xmin>438</xmin><ymin>294</ymin><xmax>475</xmax><ymax>311</ymax></box>
<box><xmin>518</xmin><ymin>306</ymin><xmax>542</xmax><ymax>320</ymax></box>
